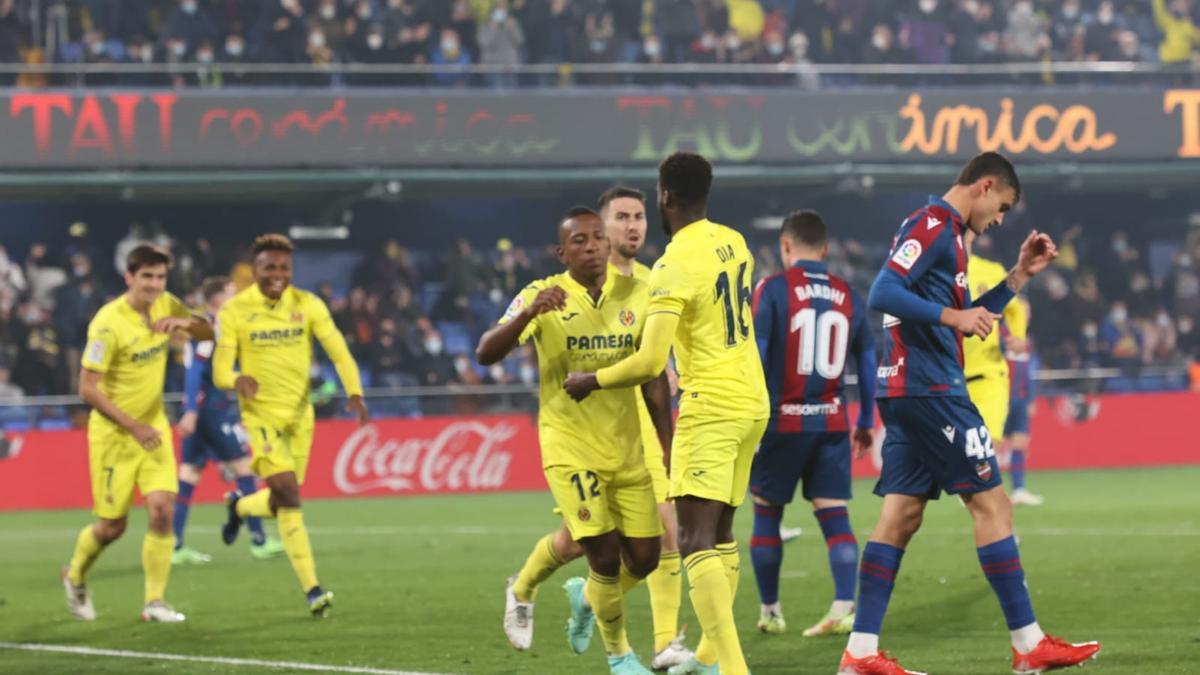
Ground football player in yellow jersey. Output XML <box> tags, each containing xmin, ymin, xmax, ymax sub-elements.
<box><xmin>213</xmin><ymin>234</ymin><xmax>368</xmax><ymax>617</ymax></box>
<box><xmin>499</xmin><ymin>188</ymin><xmax>695</xmax><ymax>670</ymax></box>
<box><xmin>566</xmin><ymin>153</ymin><xmax>770</xmax><ymax>675</ymax></box>
<box><xmin>63</xmin><ymin>244</ymin><xmax>213</xmax><ymax>623</ymax></box>
<box><xmin>963</xmin><ymin>233</ymin><xmax>1029</xmax><ymax>495</ymax></box>
<box><xmin>478</xmin><ymin>207</ymin><xmax>674</xmax><ymax>675</ymax></box>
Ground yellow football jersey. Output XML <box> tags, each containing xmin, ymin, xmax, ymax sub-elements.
<box><xmin>213</xmin><ymin>283</ymin><xmax>362</xmax><ymax>429</ymax></box>
<box><xmin>502</xmin><ymin>270</ymin><xmax>649</xmax><ymax>472</ymax></box>
<box><xmin>645</xmin><ymin>219</ymin><xmax>769</xmax><ymax>419</ymax></box>
<box><xmin>82</xmin><ymin>292</ymin><xmax>192</xmax><ymax>434</ymax></box>
<box><xmin>964</xmin><ymin>254</ymin><xmax>1028</xmax><ymax>380</ymax></box>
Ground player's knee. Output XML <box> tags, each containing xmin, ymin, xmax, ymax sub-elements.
<box><xmin>96</xmin><ymin>518</ymin><xmax>127</xmax><ymax>543</ymax></box>
<box><xmin>677</xmin><ymin>527</ymin><xmax>716</xmax><ymax>558</ymax></box>
<box><xmin>586</xmin><ymin>549</ymin><xmax>622</xmax><ymax>577</ymax></box>
<box><xmin>627</xmin><ymin>551</ymin><xmax>659</xmax><ymax>579</ymax></box>
<box><xmin>270</xmin><ymin>487</ymin><xmax>301</xmax><ymax>509</ymax></box>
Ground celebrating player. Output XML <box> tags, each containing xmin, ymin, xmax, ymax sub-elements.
<box><xmin>213</xmin><ymin>234</ymin><xmax>368</xmax><ymax>617</ymax></box>
<box><xmin>63</xmin><ymin>244</ymin><xmax>213</xmax><ymax>623</ymax></box>
<box><xmin>478</xmin><ymin>207</ymin><xmax>673</xmax><ymax>675</ymax></box>
<box><xmin>172</xmin><ymin>276</ymin><xmax>284</xmax><ymax>565</ymax></box>
<box><xmin>565</xmin><ymin>153</ymin><xmax>770</xmax><ymax>675</ymax></box>
<box><xmin>837</xmin><ymin>152</ymin><xmax>1100</xmax><ymax>675</ymax></box>
<box><xmin>501</xmin><ymin>188</ymin><xmax>694</xmax><ymax>669</ymax></box>
<box><xmin>748</xmin><ymin>210</ymin><xmax>876</xmax><ymax>637</ymax></box>
<box><xmin>962</xmin><ymin>233</ymin><xmax>1029</xmax><ymax>509</ymax></box>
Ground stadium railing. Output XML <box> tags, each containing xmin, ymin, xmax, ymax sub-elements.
<box><xmin>2</xmin><ymin>60</ymin><xmax>1197</xmax><ymax>87</ymax></box>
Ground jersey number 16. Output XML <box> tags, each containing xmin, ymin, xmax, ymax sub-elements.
<box><xmin>715</xmin><ymin>262</ymin><xmax>752</xmax><ymax>347</ymax></box>
<box><xmin>790</xmin><ymin>308</ymin><xmax>849</xmax><ymax>379</ymax></box>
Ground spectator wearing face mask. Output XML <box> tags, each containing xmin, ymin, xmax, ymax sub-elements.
<box><xmin>255</xmin><ymin>0</ymin><xmax>308</xmax><ymax>65</ymax></box>
<box><xmin>191</xmin><ymin>39</ymin><xmax>223</xmax><ymax>87</ymax></box>
<box><xmin>219</xmin><ymin>32</ymin><xmax>255</xmax><ymax>85</ymax></box>
<box><xmin>901</xmin><ymin>0</ymin><xmax>952</xmax><ymax>64</ymax></box>
<box><xmin>1049</xmin><ymin>0</ymin><xmax>1087</xmax><ymax>56</ymax></box>
<box><xmin>1004</xmin><ymin>0</ymin><xmax>1050</xmax><ymax>62</ymax></box>
<box><xmin>349</xmin><ymin>23</ymin><xmax>398</xmax><ymax>85</ymax></box>
<box><xmin>431</xmin><ymin>27</ymin><xmax>472</xmax><ymax>87</ymax></box>
<box><xmin>1100</xmin><ymin>301</ymin><xmax>1143</xmax><ymax>368</ymax></box>
<box><xmin>1084</xmin><ymin>1</ymin><xmax>1124</xmax><ymax>61</ymax></box>
<box><xmin>478</xmin><ymin>1</ymin><xmax>524</xmax><ymax>87</ymax></box>
<box><xmin>164</xmin><ymin>0</ymin><xmax>219</xmax><ymax>55</ymax></box>
<box><xmin>862</xmin><ymin>22</ymin><xmax>908</xmax><ymax>63</ymax></box>
<box><xmin>308</xmin><ymin>0</ymin><xmax>348</xmax><ymax>55</ymax></box>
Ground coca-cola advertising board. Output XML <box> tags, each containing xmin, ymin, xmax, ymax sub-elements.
<box><xmin>0</xmin><ymin>414</ymin><xmax>547</xmax><ymax>511</ymax></box>
<box><xmin>0</xmin><ymin>393</ymin><xmax>1197</xmax><ymax>511</ymax></box>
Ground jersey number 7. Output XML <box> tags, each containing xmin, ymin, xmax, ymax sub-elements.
<box><xmin>715</xmin><ymin>262</ymin><xmax>752</xmax><ymax>347</ymax></box>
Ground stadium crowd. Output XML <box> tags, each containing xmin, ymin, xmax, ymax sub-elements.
<box><xmin>0</xmin><ymin>217</ymin><xmax>1196</xmax><ymax>417</ymax></box>
<box><xmin>2</xmin><ymin>0</ymin><xmax>1200</xmax><ymax>87</ymax></box>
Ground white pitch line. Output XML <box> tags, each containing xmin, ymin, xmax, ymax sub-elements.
<box><xmin>0</xmin><ymin>642</ymin><xmax>455</xmax><ymax>675</ymax></box>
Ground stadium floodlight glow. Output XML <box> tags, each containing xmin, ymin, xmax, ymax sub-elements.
<box><xmin>288</xmin><ymin>226</ymin><xmax>349</xmax><ymax>240</ymax></box>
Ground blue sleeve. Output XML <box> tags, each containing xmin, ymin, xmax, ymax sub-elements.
<box><xmin>868</xmin><ymin>268</ymin><xmax>945</xmax><ymax>325</ymax></box>
<box><xmin>973</xmin><ymin>281</ymin><xmax>1016</xmax><ymax>314</ymax></box>
<box><xmin>752</xmin><ymin>278</ymin><xmax>778</xmax><ymax>375</ymax></box>
<box><xmin>183</xmin><ymin>345</ymin><xmax>205</xmax><ymax>414</ymax></box>
<box><xmin>849</xmin><ymin>293</ymin><xmax>877</xmax><ymax>428</ymax></box>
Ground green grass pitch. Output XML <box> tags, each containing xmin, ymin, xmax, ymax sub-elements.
<box><xmin>0</xmin><ymin>466</ymin><xmax>1196</xmax><ymax>674</ymax></box>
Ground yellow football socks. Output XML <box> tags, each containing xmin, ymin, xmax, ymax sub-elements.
<box><xmin>277</xmin><ymin>507</ymin><xmax>319</xmax><ymax>591</ymax></box>
<box><xmin>685</xmin><ymin>549</ymin><xmax>747</xmax><ymax>675</ymax></box>
<box><xmin>513</xmin><ymin>533</ymin><xmax>565</xmax><ymax>603</ymax></box>
<box><xmin>618</xmin><ymin>562</ymin><xmax>642</xmax><ymax>594</ymax></box>
<box><xmin>142</xmin><ymin>531</ymin><xmax>174</xmax><ymax>604</ymax></box>
<box><xmin>695</xmin><ymin>542</ymin><xmax>742</xmax><ymax>664</ymax></box>
<box><xmin>647</xmin><ymin>550</ymin><xmax>683</xmax><ymax>653</ymax></box>
<box><xmin>585</xmin><ymin>570</ymin><xmax>631</xmax><ymax>656</ymax></box>
<box><xmin>67</xmin><ymin>524</ymin><xmax>104</xmax><ymax>586</ymax></box>
<box><xmin>236</xmin><ymin>488</ymin><xmax>273</xmax><ymax>518</ymax></box>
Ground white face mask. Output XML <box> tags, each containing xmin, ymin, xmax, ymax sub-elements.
<box><xmin>90</xmin><ymin>41</ymin><xmax>105</xmax><ymax>56</ymax></box>
<box><xmin>767</xmin><ymin>41</ymin><xmax>784</xmax><ymax>56</ymax></box>
<box><xmin>644</xmin><ymin>40</ymin><xmax>660</xmax><ymax>57</ymax></box>
<box><xmin>196</xmin><ymin>50</ymin><xmax>213</xmax><ymax>63</ymax></box>
<box><xmin>425</xmin><ymin>337</ymin><xmax>443</xmax><ymax>355</ymax></box>
<box><xmin>1082</xmin><ymin>323</ymin><xmax>1098</xmax><ymax>339</ymax></box>
<box><xmin>367</xmin><ymin>34</ymin><xmax>384</xmax><ymax>50</ymax></box>
<box><xmin>489</xmin><ymin>364</ymin><xmax>505</xmax><ymax>381</ymax></box>
<box><xmin>310</xmin><ymin>32</ymin><xmax>326</xmax><ymax>48</ymax></box>
<box><xmin>492</xmin><ymin>9</ymin><xmax>507</xmax><ymax>23</ymax></box>
<box><xmin>182</xmin><ymin>1</ymin><xmax>197</xmax><ymax>14</ymax></box>
<box><xmin>442</xmin><ymin>39</ymin><xmax>460</xmax><ymax>54</ymax></box>
<box><xmin>1109</xmin><ymin>308</ymin><xmax>1128</xmax><ymax>324</ymax></box>
<box><xmin>872</xmin><ymin>34</ymin><xmax>889</xmax><ymax>50</ymax></box>
<box><xmin>519</xmin><ymin>365</ymin><xmax>536</xmax><ymax>383</ymax></box>
<box><xmin>171</xmin><ymin>42</ymin><xmax>187</xmax><ymax>57</ymax></box>
<box><xmin>226</xmin><ymin>41</ymin><xmax>244</xmax><ymax>56</ymax></box>
<box><xmin>919</xmin><ymin>0</ymin><xmax>937</xmax><ymax>14</ymax></box>
<box><xmin>141</xmin><ymin>45</ymin><xmax>156</xmax><ymax>61</ymax></box>
<box><xmin>320</xmin><ymin>5</ymin><xmax>336</xmax><ymax>19</ymax></box>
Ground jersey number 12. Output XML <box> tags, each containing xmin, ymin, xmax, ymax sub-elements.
<box><xmin>790</xmin><ymin>308</ymin><xmax>849</xmax><ymax>379</ymax></box>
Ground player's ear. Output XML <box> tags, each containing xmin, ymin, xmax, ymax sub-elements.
<box><xmin>821</xmin><ymin>241</ymin><xmax>830</xmax><ymax>259</ymax></box>
<box><xmin>124</xmin><ymin>271</ymin><xmax>134</xmax><ymax>288</ymax></box>
<box><xmin>556</xmin><ymin>244</ymin><xmax>566</xmax><ymax>265</ymax></box>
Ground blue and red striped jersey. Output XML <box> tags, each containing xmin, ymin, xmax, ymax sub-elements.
<box><xmin>752</xmin><ymin>260</ymin><xmax>876</xmax><ymax>433</ymax></box>
<box><xmin>873</xmin><ymin>196</ymin><xmax>971</xmax><ymax>399</ymax></box>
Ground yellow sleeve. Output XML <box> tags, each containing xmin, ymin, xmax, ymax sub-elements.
<box><xmin>212</xmin><ymin>306</ymin><xmax>239</xmax><ymax>390</ymax></box>
<box><xmin>309</xmin><ymin>295</ymin><xmax>364</xmax><ymax>397</ymax></box>
<box><xmin>643</xmin><ymin>254</ymin><xmax>691</xmax><ymax>319</ymax></box>
<box><xmin>81</xmin><ymin>320</ymin><xmax>117</xmax><ymax>373</ymax></box>
<box><xmin>497</xmin><ymin>283</ymin><xmax>542</xmax><ymax>344</ymax></box>
<box><xmin>1004</xmin><ymin>294</ymin><xmax>1028</xmax><ymax>340</ymax></box>
<box><xmin>596</xmin><ymin>310</ymin><xmax>678</xmax><ymax>390</ymax></box>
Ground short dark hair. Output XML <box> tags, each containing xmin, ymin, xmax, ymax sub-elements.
<box><xmin>562</xmin><ymin>205</ymin><xmax>599</xmax><ymax>221</ymax></box>
<box><xmin>126</xmin><ymin>244</ymin><xmax>173</xmax><ymax>274</ymax></box>
<box><xmin>780</xmin><ymin>210</ymin><xmax>828</xmax><ymax>248</ymax></box>
<box><xmin>200</xmin><ymin>275</ymin><xmax>230</xmax><ymax>301</ymax></box>
<box><xmin>252</xmin><ymin>233</ymin><xmax>295</xmax><ymax>258</ymax></box>
<box><xmin>956</xmin><ymin>152</ymin><xmax>1021</xmax><ymax>204</ymax></box>
<box><xmin>597</xmin><ymin>186</ymin><xmax>645</xmax><ymax>214</ymax></box>
<box><xmin>658</xmin><ymin>152</ymin><xmax>712</xmax><ymax>209</ymax></box>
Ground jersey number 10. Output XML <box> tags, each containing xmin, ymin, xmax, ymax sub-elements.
<box><xmin>715</xmin><ymin>262</ymin><xmax>752</xmax><ymax>347</ymax></box>
<box><xmin>790</xmin><ymin>308</ymin><xmax>849</xmax><ymax>379</ymax></box>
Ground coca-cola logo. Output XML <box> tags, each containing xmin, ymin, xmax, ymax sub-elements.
<box><xmin>333</xmin><ymin>421</ymin><xmax>515</xmax><ymax>494</ymax></box>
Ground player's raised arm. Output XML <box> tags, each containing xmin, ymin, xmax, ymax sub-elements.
<box><xmin>476</xmin><ymin>284</ymin><xmax>564</xmax><ymax>366</ymax></box>
<box><xmin>974</xmin><ymin>230</ymin><xmax>1059</xmax><ymax>317</ymax></box>
<box><xmin>639</xmin><ymin>371</ymin><xmax>674</xmax><ymax>473</ymax></box>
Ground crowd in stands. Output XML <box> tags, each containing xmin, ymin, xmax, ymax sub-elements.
<box><xmin>0</xmin><ymin>215</ymin><xmax>1196</xmax><ymax>424</ymax></box>
<box><xmin>2</xmin><ymin>1</ymin><xmax>1200</xmax><ymax>87</ymax></box>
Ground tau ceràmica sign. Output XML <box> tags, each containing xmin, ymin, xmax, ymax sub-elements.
<box><xmin>1</xmin><ymin>88</ymin><xmax>1198</xmax><ymax>168</ymax></box>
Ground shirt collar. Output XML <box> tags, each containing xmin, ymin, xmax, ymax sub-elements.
<box><xmin>670</xmin><ymin>218</ymin><xmax>713</xmax><ymax>243</ymax></box>
<box><xmin>560</xmin><ymin>269</ymin><xmax>615</xmax><ymax>299</ymax></box>
<box><xmin>927</xmin><ymin>195</ymin><xmax>965</xmax><ymax>232</ymax></box>
<box><xmin>791</xmin><ymin>259</ymin><xmax>828</xmax><ymax>273</ymax></box>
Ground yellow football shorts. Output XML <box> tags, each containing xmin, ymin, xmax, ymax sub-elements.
<box><xmin>88</xmin><ymin>418</ymin><xmax>177</xmax><ymax>520</ymax></box>
<box><xmin>546</xmin><ymin>460</ymin><xmax>664</xmax><ymax>541</ymax></box>
<box><xmin>669</xmin><ymin>414</ymin><xmax>768</xmax><ymax>507</ymax></box>
<box><xmin>967</xmin><ymin>375</ymin><xmax>1009</xmax><ymax>446</ymax></box>
<box><xmin>243</xmin><ymin>417</ymin><xmax>315</xmax><ymax>484</ymax></box>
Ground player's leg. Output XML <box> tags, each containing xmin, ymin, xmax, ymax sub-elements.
<box><xmin>641</xmin><ymin>443</ymin><xmax>691</xmax><ymax>666</ymax></box>
<box><xmin>1006</xmin><ymin>400</ymin><xmax>1042</xmax><ymax>505</ymax></box>
<box><xmin>577</xmin><ymin>531</ymin><xmax>653</xmax><ymax>673</ymax></box>
<box><xmin>504</xmin><ymin>522</ymin><xmax>582</xmax><ymax>651</ymax></box>
<box><xmin>746</xmin><ymin>430</ymin><xmax>802</xmax><ymax>635</ymax></box>
<box><xmin>137</xmin><ymin>425</ymin><xmax>185</xmax><ymax>622</ymax></box>
<box><xmin>803</xmin><ymin>433</ymin><xmax>859</xmax><ymax>637</ymax></box>
<box><xmin>171</xmin><ymin>445</ymin><xmax>211</xmax><ymax>565</ymax></box>
<box><xmin>217</xmin><ymin>416</ymin><xmax>282</xmax><ymax>555</ymax></box>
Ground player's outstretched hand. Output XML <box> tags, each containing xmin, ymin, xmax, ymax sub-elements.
<box><xmin>1016</xmin><ymin>230</ymin><xmax>1059</xmax><ymax>278</ymax></box>
<box><xmin>852</xmin><ymin>428</ymin><xmax>874</xmax><ymax>460</ymax></box>
<box><xmin>131</xmin><ymin>422</ymin><xmax>163</xmax><ymax>450</ymax></box>
<box><xmin>563</xmin><ymin>371</ymin><xmax>600</xmax><ymax>402</ymax></box>
<box><xmin>152</xmin><ymin>317</ymin><xmax>192</xmax><ymax>334</ymax></box>
<box><xmin>943</xmin><ymin>307</ymin><xmax>1001</xmax><ymax>339</ymax></box>
<box><xmin>235</xmin><ymin>374</ymin><xmax>259</xmax><ymax>400</ymax></box>
<box><xmin>525</xmin><ymin>286</ymin><xmax>567</xmax><ymax>318</ymax></box>
<box><xmin>347</xmin><ymin>394</ymin><xmax>370</xmax><ymax>426</ymax></box>
<box><xmin>178</xmin><ymin>410</ymin><xmax>198</xmax><ymax>438</ymax></box>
